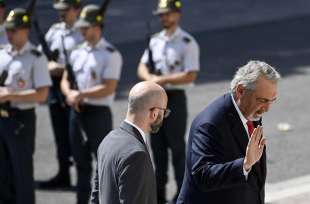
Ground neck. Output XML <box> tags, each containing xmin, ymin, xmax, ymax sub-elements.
<box><xmin>125</xmin><ymin>114</ymin><xmax>149</xmax><ymax>135</ymax></box>
<box><xmin>65</xmin><ymin>22</ymin><xmax>74</xmax><ymax>28</ymax></box>
<box><xmin>65</xmin><ymin>19</ymin><xmax>77</xmax><ymax>28</ymax></box>
<box><xmin>88</xmin><ymin>35</ymin><xmax>101</xmax><ymax>47</ymax></box>
<box><xmin>13</xmin><ymin>40</ymin><xmax>27</xmax><ymax>51</ymax></box>
<box><xmin>165</xmin><ymin>25</ymin><xmax>178</xmax><ymax>37</ymax></box>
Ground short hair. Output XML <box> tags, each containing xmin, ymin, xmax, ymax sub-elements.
<box><xmin>230</xmin><ymin>60</ymin><xmax>281</xmax><ymax>92</ymax></box>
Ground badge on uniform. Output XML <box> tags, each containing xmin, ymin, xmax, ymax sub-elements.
<box><xmin>17</xmin><ymin>77</ymin><xmax>26</xmax><ymax>88</ymax></box>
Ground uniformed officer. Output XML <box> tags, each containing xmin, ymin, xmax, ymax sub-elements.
<box><xmin>61</xmin><ymin>4</ymin><xmax>122</xmax><ymax>204</ymax></box>
<box><xmin>0</xmin><ymin>0</ymin><xmax>8</xmax><ymax>45</ymax></box>
<box><xmin>0</xmin><ymin>8</ymin><xmax>51</xmax><ymax>204</ymax></box>
<box><xmin>36</xmin><ymin>0</ymin><xmax>83</xmax><ymax>190</ymax></box>
<box><xmin>137</xmin><ymin>0</ymin><xmax>200</xmax><ymax>203</ymax></box>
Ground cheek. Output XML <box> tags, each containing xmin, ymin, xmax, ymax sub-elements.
<box><xmin>160</xmin><ymin>16</ymin><xmax>169</xmax><ymax>22</ymax></box>
<box><xmin>247</xmin><ymin>101</ymin><xmax>261</xmax><ymax>113</ymax></box>
<box><xmin>253</xmin><ymin>104</ymin><xmax>265</xmax><ymax>113</ymax></box>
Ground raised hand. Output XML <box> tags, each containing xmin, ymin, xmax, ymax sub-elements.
<box><xmin>244</xmin><ymin>125</ymin><xmax>266</xmax><ymax>171</ymax></box>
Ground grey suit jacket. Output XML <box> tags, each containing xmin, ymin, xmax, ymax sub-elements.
<box><xmin>91</xmin><ymin>121</ymin><xmax>157</xmax><ymax>204</ymax></box>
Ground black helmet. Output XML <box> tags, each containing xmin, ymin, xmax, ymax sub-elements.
<box><xmin>74</xmin><ymin>4</ymin><xmax>104</xmax><ymax>28</ymax></box>
<box><xmin>153</xmin><ymin>0</ymin><xmax>182</xmax><ymax>15</ymax></box>
<box><xmin>5</xmin><ymin>8</ymin><xmax>31</xmax><ymax>29</ymax></box>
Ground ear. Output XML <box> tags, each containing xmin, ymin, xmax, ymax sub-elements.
<box><xmin>236</xmin><ymin>84</ymin><xmax>245</xmax><ymax>96</ymax></box>
<box><xmin>236</xmin><ymin>84</ymin><xmax>245</xmax><ymax>98</ymax></box>
<box><xmin>149</xmin><ymin>108</ymin><xmax>158</xmax><ymax>121</ymax></box>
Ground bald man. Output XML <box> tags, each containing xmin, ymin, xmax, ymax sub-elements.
<box><xmin>91</xmin><ymin>81</ymin><xmax>169</xmax><ymax>204</ymax></box>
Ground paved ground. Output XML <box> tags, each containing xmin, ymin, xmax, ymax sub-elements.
<box><xmin>5</xmin><ymin>0</ymin><xmax>310</xmax><ymax>203</ymax></box>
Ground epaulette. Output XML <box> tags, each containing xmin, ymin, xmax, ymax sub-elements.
<box><xmin>30</xmin><ymin>49</ymin><xmax>42</xmax><ymax>57</ymax></box>
<box><xmin>106</xmin><ymin>46</ymin><xmax>115</xmax><ymax>53</ymax></box>
<box><xmin>182</xmin><ymin>36</ymin><xmax>191</xmax><ymax>43</ymax></box>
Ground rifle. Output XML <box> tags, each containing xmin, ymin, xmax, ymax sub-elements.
<box><xmin>146</xmin><ymin>22</ymin><xmax>161</xmax><ymax>75</ymax></box>
<box><xmin>0</xmin><ymin>70</ymin><xmax>8</xmax><ymax>86</ymax></box>
<box><xmin>27</xmin><ymin>0</ymin><xmax>59</xmax><ymax>61</ymax></box>
<box><xmin>61</xmin><ymin>35</ymin><xmax>78</xmax><ymax>90</ymax></box>
<box><xmin>98</xmin><ymin>0</ymin><xmax>111</xmax><ymax>17</ymax></box>
<box><xmin>33</xmin><ymin>19</ymin><xmax>59</xmax><ymax>61</ymax></box>
<box><xmin>26</xmin><ymin>0</ymin><xmax>36</xmax><ymax>12</ymax></box>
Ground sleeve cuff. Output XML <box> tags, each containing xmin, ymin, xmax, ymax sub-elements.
<box><xmin>243</xmin><ymin>165</ymin><xmax>251</xmax><ymax>180</ymax></box>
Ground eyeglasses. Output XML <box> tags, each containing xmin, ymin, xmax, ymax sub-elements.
<box><xmin>150</xmin><ymin>107</ymin><xmax>171</xmax><ymax>118</ymax></box>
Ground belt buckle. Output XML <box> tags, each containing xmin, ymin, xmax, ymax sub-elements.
<box><xmin>0</xmin><ymin>109</ymin><xmax>9</xmax><ymax>118</ymax></box>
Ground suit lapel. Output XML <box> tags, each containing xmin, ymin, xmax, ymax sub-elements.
<box><xmin>225</xmin><ymin>94</ymin><xmax>249</xmax><ymax>155</ymax></box>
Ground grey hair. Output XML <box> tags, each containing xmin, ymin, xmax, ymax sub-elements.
<box><xmin>230</xmin><ymin>60</ymin><xmax>281</xmax><ymax>92</ymax></box>
<box><xmin>128</xmin><ymin>90</ymin><xmax>161</xmax><ymax>114</ymax></box>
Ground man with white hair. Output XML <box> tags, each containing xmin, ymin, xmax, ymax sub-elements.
<box><xmin>177</xmin><ymin>61</ymin><xmax>281</xmax><ymax>204</ymax></box>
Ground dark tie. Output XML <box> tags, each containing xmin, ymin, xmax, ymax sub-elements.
<box><xmin>246</xmin><ymin>120</ymin><xmax>255</xmax><ymax>137</ymax></box>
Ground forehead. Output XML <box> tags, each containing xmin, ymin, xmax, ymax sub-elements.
<box><xmin>159</xmin><ymin>11</ymin><xmax>179</xmax><ymax>17</ymax></box>
<box><xmin>253</xmin><ymin>77</ymin><xmax>278</xmax><ymax>98</ymax></box>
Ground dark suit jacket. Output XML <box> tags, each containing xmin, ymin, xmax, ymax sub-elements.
<box><xmin>177</xmin><ymin>93</ymin><xmax>266</xmax><ymax>204</ymax></box>
<box><xmin>91</xmin><ymin>121</ymin><xmax>157</xmax><ymax>204</ymax></box>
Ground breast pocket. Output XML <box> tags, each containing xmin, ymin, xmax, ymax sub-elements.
<box><xmin>6</xmin><ymin>61</ymin><xmax>23</xmax><ymax>87</ymax></box>
<box><xmin>166</xmin><ymin>48</ymin><xmax>182</xmax><ymax>72</ymax></box>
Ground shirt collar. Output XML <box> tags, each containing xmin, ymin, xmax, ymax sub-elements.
<box><xmin>160</xmin><ymin>26</ymin><xmax>182</xmax><ymax>41</ymax></box>
<box><xmin>60</xmin><ymin>22</ymin><xmax>76</xmax><ymax>35</ymax></box>
<box><xmin>8</xmin><ymin>41</ymin><xmax>31</xmax><ymax>56</ymax></box>
<box><xmin>231</xmin><ymin>93</ymin><xmax>248</xmax><ymax>126</ymax></box>
<box><xmin>124</xmin><ymin>119</ymin><xmax>147</xmax><ymax>144</ymax></box>
<box><xmin>83</xmin><ymin>38</ymin><xmax>106</xmax><ymax>51</ymax></box>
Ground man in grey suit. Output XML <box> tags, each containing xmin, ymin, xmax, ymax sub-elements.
<box><xmin>91</xmin><ymin>81</ymin><xmax>170</xmax><ymax>204</ymax></box>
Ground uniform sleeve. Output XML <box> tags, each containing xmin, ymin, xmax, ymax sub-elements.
<box><xmin>140</xmin><ymin>37</ymin><xmax>155</xmax><ymax>64</ymax></box>
<box><xmin>45</xmin><ymin>27</ymin><xmax>54</xmax><ymax>45</ymax></box>
<box><xmin>118</xmin><ymin>151</ymin><xmax>150</xmax><ymax>204</ymax></box>
<box><xmin>191</xmin><ymin>123</ymin><xmax>246</xmax><ymax>192</ymax></box>
<box><xmin>32</xmin><ymin>55</ymin><xmax>52</xmax><ymax>88</ymax></box>
<box><xmin>140</xmin><ymin>49</ymin><xmax>149</xmax><ymax>64</ymax></box>
<box><xmin>102</xmin><ymin>50</ymin><xmax>123</xmax><ymax>80</ymax></box>
<box><xmin>183</xmin><ymin>38</ymin><xmax>200</xmax><ymax>72</ymax></box>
